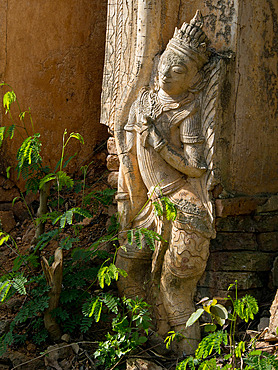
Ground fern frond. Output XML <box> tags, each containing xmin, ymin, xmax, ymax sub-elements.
<box><xmin>70</xmin><ymin>207</ymin><xmax>92</xmax><ymax>219</ymax></box>
<box><xmin>53</xmin><ymin>207</ymin><xmax>92</xmax><ymax>228</ymax></box>
<box><xmin>0</xmin><ymin>280</ymin><xmax>11</xmax><ymax>302</ymax></box>
<box><xmin>82</xmin><ymin>297</ymin><xmax>103</xmax><ymax>322</ymax></box>
<box><xmin>127</xmin><ymin>229</ymin><xmax>134</xmax><ymax>245</ymax></box>
<box><xmin>97</xmin><ymin>263</ymin><xmax>127</xmax><ymax>289</ymax></box>
<box><xmin>0</xmin><ymin>127</ymin><xmax>5</xmax><ymax>147</ymax></box>
<box><xmin>134</xmin><ymin>228</ymin><xmax>143</xmax><ymax>249</ymax></box>
<box><xmin>234</xmin><ymin>295</ymin><xmax>259</xmax><ymax>322</ymax></box>
<box><xmin>196</xmin><ymin>330</ymin><xmax>228</xmax><ymax>359</ymax></box>
<box><xmin>56</xmin><ymin>171</ymin><xmax>74</xmax><ymax>190</ymax></box>
<box><xmin>16</xmin><ymin>134</ymin><xmax>42</xmax><ymax>178</ymax></box>
<box><xmin>140</xmin><ymin>228</ymin><xmax>161</xmax><ymax>251</ymax></box>
<box><xmin>101</xmin><ymin>293</ymin><xmax>120</xmax><ymax>314</ymax></box>
<box><xmin>153</xmin><ymin>200</ymin><xmax>163</xmax><ymax>217</ymax></box>
<box><xmin>6</xmin><ymin>124</ymin><xmax>15</xmax><ymax>139</ymax></box>
<box><xmin>176</xmin><ymin>356</ymin><xmax>196</xmax><ymax>370</ymax></box>
<box><xmin>11</xmin><ymin>275</ymin><xmax>27</xmax><ymax>295</ymax></box>
<box><xmin>161</xmin><ymin>196</ymin><xmax>177</xmax><ymax>221</ymax></box>
<box><xmin>3</xmin><ymin>90</ymin><xmax>16</xmax><ymax>112</ymax></box>
<box><xmin>35</xmin><ymin>229</ymin><xmax>59</xmax><ymax>251</ymax></box>
<box><xmin>80</xmin><ymin>316</ymin><xmax>94</xmax><ymax>333</ymax></box>
<box><xmin>69</xmin><ymin>132</ymin><xmax>84</xmax><ymax>144</ymax></box>
<box><xmin>39</xmin><ymin>173</ymin><xmax>56</xmax><ymax>189</ymax></box>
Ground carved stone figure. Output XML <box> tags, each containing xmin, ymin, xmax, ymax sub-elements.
<box><xmin>114</xmin><ymin>11</ymin><xmax>220</xmax><ymax>355</ymax></box>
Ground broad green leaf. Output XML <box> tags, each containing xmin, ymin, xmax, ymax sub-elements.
<box><xmin>186</xmin><ymin>308</ymin><xmax>204</xmax><ymax>327</ymax></box>
<box><xmin>210</xmin><ymin>304</ymin><xmax>228</xmax><ymax>326</ymax></box>
<box><xmin>204</xmin><ymin>323</ymin><xmax>217</xmax><ymax>333</ymax></box>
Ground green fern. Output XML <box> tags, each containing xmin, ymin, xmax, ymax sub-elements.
<box><xmin>161</xmin><ymin>196</ymin><xmax>177</xmax><ymax>221</ymax></box>
<box><xmin>6</xmin><ymin>124</ymin><xmax>15</xmax><ymax>139</ymax></box>
<box><xmin>56</xmin><ymin>170</ymin><xmax>74</xmax><ymax>190</ymax></box>
<box><xmin>16</xmin><ymin>134</ymin><xmax>42</xmax><ymax>178</ymax></box>
<box><xmin>196</xmin><ymin>330</ymin><xmax>228</xmax><ymax>360</ymax></box>
<box><xmin>128</xmin><ymin>227</ymin><xmax>164</xmax><ymax>251</ymax></box>
<box><xmin>60</xmin><ymin>288</ymin><xmax>81</xmax><ymax>304</ymax></box>
<box><xmin>35</xmin><ymin>229</ymin><xmax>59</xmax><ymax>251</ymax></box>
<box><xmin>3</xmin><ymin>90</ymin><xmax>16</xmax><ymax>113</ymax></box>
<box><xmin>53</xmin><ymin>207</ymin><xmax>92</xmax><ymax>228</ymax></box>
<box><xmin>97</xmin><ymin>262</ymin><xmax>127</xmax><ymax>289</ymax></box>
<box><xmin>0</xmin><ymin>280</ymin><xmax>11</xmax><ymax>302</ymax></box>
<box><xmin>85</xmin><ymin>188</ymin><xmax>117</xmax><ymax>207</ymax></box>
<box><xmin>233</xmin><ymin>295</ymin><xmax>259</xmax><ymax>322</ymax></box>
<box><xmin>80</xmin><ymin>316</ymin><xmax>94</xmax><ymax>333</ymax></box>
<box><xmin>134</xmin><ymin>228</ymin><xmax>143</xmax><ymax>249</ymax></box>
<box><xmin>176</xmin><ymin>356</ymin><xmax>197</xmax><ymax>370</ymax></box>
<box><xmin>141</xmin><ymin>228</ymin><xmax>162</xmax><ymax>251</ymax></box>
<box><xmin>51</xmin><ymin>306</ymin><xmax>70</xmax><ymax>322</ymax></box>
<box><xmin>0</xmin><ymin>274</ymin><xmax>27</xmax><ymax>302</ymax></box>
<box><xmin>0</xmin><ymin>127</ymin><xmax>5</xmax><ymax>147</ymax></box>
<box><xmin>101</xmin><ymin>293</ymin><xmax>120</xmax><ymax>314</ymax></box>
<box><xmin>244</xmin><ymin>350</ymin><xmax>278</xmax><ymax>369</ymax></box>
<box><xmin>153</xmin><ymin>196</ymin><xmax>177</xmax><ymax>221</ymax></box>
<box><xmin>11</xmin><ymin>274</ymin><xmax>27</xmax><ymax>295</ymax></box>
<box><xmin>82</xmin><ymin>297</ymin><xmax>103</xmax><ymax>322</ymax></box>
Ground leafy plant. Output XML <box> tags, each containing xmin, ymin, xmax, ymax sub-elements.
<box><xmin>168</xmin><ymin>280</ymin><xmax>261</xmax><ymax>369</ymax></box>
<box><xmin>93</xmin><ymin>297</ymin><xmax>152</xmax><ymax>368</ymax></box>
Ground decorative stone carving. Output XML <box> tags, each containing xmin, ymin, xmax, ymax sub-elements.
<box><xmin>102</xmin><ymin>4</ymin><xmax>221</xmax><ymax>355</ymax></box>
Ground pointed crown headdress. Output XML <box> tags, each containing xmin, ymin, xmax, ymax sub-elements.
<box><xmin>167</xmin><ymin>10</ymin><xmax>210</xmax><ymax>68</ymax></box>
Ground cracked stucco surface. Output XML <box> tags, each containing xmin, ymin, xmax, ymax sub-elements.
<box><xmin>0</xmin><ymin>0</ymin><xmax>108</xmax><ymax>176</ymax></box>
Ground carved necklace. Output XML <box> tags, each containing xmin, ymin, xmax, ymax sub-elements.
<box><xmin>148</xmin><ymin>89</ymin><xmax>194</xmax><ymax>120</ymax></box>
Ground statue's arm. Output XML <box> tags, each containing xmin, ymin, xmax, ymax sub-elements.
<box><xmin>148</xmin><ymin>123</ymin><xmax>205</xmax><ymax>178</ymax></box>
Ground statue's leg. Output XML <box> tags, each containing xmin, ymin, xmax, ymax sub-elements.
<box><xmin>160</xmin><ymin>224</ymin><xmax>210</xmax><ymax>355</ymax></box>
<box><xmin>116</xmin><ymin>245</ymin><xmax>152</xmax><ymax>300</ymax></box>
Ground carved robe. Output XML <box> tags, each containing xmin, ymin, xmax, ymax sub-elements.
<box><xmin>116</xmin><ymin>86</ymin><xmax>215</xmax><ymax>349</ymax></box>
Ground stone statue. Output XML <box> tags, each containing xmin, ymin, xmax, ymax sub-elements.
<box><xmin>101</xmin><ymin>0</ymin><xmax>220</xmax><ymax>354</ymax></box>
<box><xmin>102</xmin><ymin>6</ymin><xmax>221</xmax><ymax>355</ymax></box>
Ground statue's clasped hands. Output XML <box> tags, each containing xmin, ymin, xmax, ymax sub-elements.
<box><xmin>140</xmin><ymin>114</ymin><xmax>167</xmax><ymax>152</ymax></box>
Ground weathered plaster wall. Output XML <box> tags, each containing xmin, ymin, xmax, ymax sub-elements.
<box><xmin>0</xmin><ymin>0</ymin><xmax>108</xmax><ymax>178</ymax></box>
<box><xmin>199</xmin><ymin>0</ymin><xmax>278</xmax><ymax>299</ymax></box>
<box><xmin>219</xmin><ymin>0</ymin><xmax>278</xmax><ymax>195</ymax></box>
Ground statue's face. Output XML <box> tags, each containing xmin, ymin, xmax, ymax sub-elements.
<box><xmin>158</xmin><ymin>50</ymin><xmax>199</xmax><ymax>97</ymax></box>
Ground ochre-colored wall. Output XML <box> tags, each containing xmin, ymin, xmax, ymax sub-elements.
<box><xmin>224</xmin><ymin>0</ymin><xmax>278</xmax><ymax>195</ymax></box>
<box><xmin>0</xmin><ymin>0</ymin><xmax>108</xmax><ymax>178</ymax></box>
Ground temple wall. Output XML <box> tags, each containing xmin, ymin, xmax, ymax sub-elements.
<box><xmin>199</xmin><ymin>0</ymin><xmax>278</xmax><ymax>299</ymax></box>
<box><xmin>104</xmin><ymin>0</ymin><xmax>278</xmax><ymax>301</ymax></box>
<box><xmin>0</xmin><ymin>0</ymin><xmax>108</xmax><ymax>178</ymax></box>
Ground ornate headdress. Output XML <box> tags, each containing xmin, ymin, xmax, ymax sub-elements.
<box><xmin>167</xmin><ymin>10</ymin><xmax>210</xmax><ymax>68</ymax></box>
